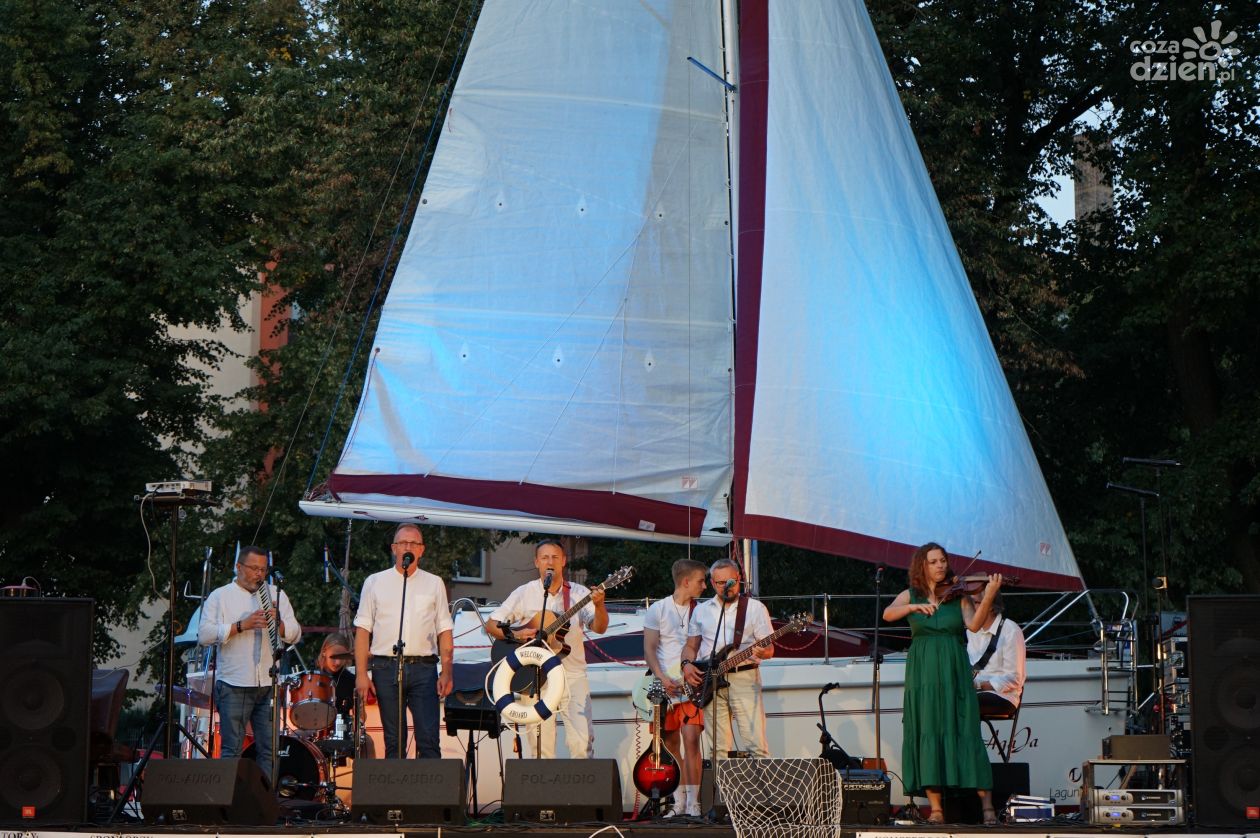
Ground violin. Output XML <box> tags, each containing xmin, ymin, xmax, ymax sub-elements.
<box><xmin>933</xmin><ymin>573</ymin><xmax>1020</xmax><ymax>603</ymax></box>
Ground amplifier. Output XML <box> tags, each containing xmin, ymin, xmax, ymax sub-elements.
<box><xmin>1087</xmin><ymin>787</ymin><xmax>1182</xmax><ymax>807</ymax></box>
<box><xmin>840</xmin><ymin>769</ymin><xmax>890</xmax><ymax>825</ymax></box>
<box><xmin>1087</xmin><ymin>804</ymin><xmax>1184</xmax><ymax>825</ymax></box>
<box><xmin>1102</xmin><ymin>734</ymin><xmax>1170</xmax><ymax>760</ymax></box>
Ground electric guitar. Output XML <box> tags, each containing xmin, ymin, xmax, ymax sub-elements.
<box><xmin>491</xmin><ymin>566</ymin><xmax>635</xmax><ymax>661</ymax></box>
<box><xmin>631</xmin><ymin>680</ymin><xmax>680</xmax><ymax>800</ymax></box>
<box><xmin>688</xmin><ymin>612</ymin><xmax>810</xmax><ymax>708</ymax></box>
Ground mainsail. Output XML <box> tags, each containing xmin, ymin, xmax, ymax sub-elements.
<box><xmin>303</xmin><ymin>0</ymin><xmax>1084</xmax><ymax>590</ymax></box>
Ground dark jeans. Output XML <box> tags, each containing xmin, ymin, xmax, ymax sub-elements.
<box><xmin>371</xmin><ymin>658</ymin><xmax>440</xmax><ymax>758</ymax></box>
<box><xmin>215</xmin><ymin>681</ymin><xmax>276</xmax><ymax>783</ymax></box>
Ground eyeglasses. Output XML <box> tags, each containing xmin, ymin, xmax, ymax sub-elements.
<box><xmin>394</xmin><ymin>540</ymin><xmax>424</xmax><ymax>549</ymax></box>
<box><xmin>238</xmin><ymin>564</ymin><xmax>268</xmax><ymax>573</ymax></box>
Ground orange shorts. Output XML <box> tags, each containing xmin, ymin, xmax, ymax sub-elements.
<box><xmin>656</xmin><ymin>700</ymin><xmax>703</xmax><ymax>732</ymax></box>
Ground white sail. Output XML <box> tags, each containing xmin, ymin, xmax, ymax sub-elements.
<box><xmin>730</xmin><ymin>1</ymin><xmax>1080</xmax><ymax>588</ymax></box>
<box><xmin>304</xmin><ymin>0</ymin><xmax>1084</xmax><ymax>589</ymax></box>
<box><xmin>305</xmin><ymin>0</ymin><xmax>736</xmax><ymax>543</ymax></box>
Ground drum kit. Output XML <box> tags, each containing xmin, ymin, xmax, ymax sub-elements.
<box><xmin>173</xmin><ymin>651</ymin><xmax>375</xmax><ymax>811</ymax></box>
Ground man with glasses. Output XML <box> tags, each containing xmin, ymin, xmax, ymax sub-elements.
<box><xmin>680</xmin><ymin>558</ymin><xmax>772</xmax><ymax>759</ymax></box>
<box><xmin>353</xmin><ymin>523</ymin><xmax>454</xmax><ymax>758</ymax></box>
<box><xmin>198</xmin><ymin>545</ymin><xmax>301</xmax><ymax>783</ymax></box>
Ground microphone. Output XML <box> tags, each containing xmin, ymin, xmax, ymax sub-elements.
<box><xmin>723</xmin><ymin>579</ymin><xmax>737</xmax><ymax>590</ymax></box>
<box><xmin>875</xmin><ymin>563</ymin><xmax>885</xmax><ymax>581</ymax></box>
<box><xmin>272</xmin><ymin>569</ymin><xmax>285</xmax><ymax>584</ymax></box>
<box><xmin>1106</xmin><ymin>481</ymin><xmax>1160</xmax><ymax>498</ymax></box>
<box><xmin>822</xmin><ymin>682</ymin><xmax>840</xmax><ymax>694</ymax></box>
<box><xmin>543</xmin><ymin>568</ymin><xmax>554</xmax><ymax>589</ymax></box>
<box><xmin>402</xmin><ymin>552</ymin><xmax>415</xmax><ymax>569</ymax></box>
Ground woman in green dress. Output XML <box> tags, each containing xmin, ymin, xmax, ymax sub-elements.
<box><xmin>883</xmin><ymin>542</ymin><xmax>1002</xmax><ymax>824</ymax></box>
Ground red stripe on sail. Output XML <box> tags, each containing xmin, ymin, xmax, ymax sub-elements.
<box><xmin>741</xmin><ymin>513</ymin><xmax>1084</xmax><ymax>591</ymax></box>
<box><xmin>327</xmin><ymin>473</ymin><xmax>708</xmax><ymax>539</ymax></box>
<box><xmin>731</xmin><ymin>0</ymin><xmax>770</xmax><ymax>536</ymax></box>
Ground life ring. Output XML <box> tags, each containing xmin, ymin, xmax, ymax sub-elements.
<box><xmin>489</xmin><ymin>644</ymin><xmax>566</xmax><ymax>726</ymax></box>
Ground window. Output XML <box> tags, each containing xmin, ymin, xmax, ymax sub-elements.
<box><xmin>453</xmin><ymin>549</ymin><xmax>488</xmax><ymax>583</ymax></box>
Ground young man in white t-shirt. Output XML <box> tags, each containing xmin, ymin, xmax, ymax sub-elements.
<box><xmin>643</xmin><ymin>558</ymin><xmax>708</xmax><ymax>816</ymax></box>
<box><xmin>486</xmin><ymin>540</ymin><xmax>608</xmax><ymax>758</ymax></box>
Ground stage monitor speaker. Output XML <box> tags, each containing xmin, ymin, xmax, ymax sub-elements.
<box><xmin>141</xmin><ymin>758</ymin><xmax>278</xmax><ymax>825</ymax></box>
<box><xmin>350</xmin><ymin>759</ymin><xmax>465</xmax><ymax>824</ymax></box>
<box><xmin>0</xmin><ymin>598</ymin><xmax>93</xmax><ymax>824</ymax></box>
<box><xmin>1189</xmin><ymin>595</ymin><xmax>1260</xmax><ymax>827</ymax></box>
<box><xmin>502</xmin><ymin>759</ymin><xmax>621</xmax><ymax>823</ymax></box>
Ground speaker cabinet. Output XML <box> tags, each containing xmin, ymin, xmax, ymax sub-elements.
<box><xmin>1189</xmin><ymin>595</ymin><xmax>1260</xmax><ymax>827</ymax></box>
<box><xmin>948</xmin><ymin>761</ymin><xmax>1030</xmax><ymax>823</ymax></box>
<box><xmin>700</xmin><ymin>763</ymin><xmax>728</xmax><ymax>819</ymax></box>
<box><xmin>0</xmin><ymin>598</ymin><xmax>93</xmax><ymax>824</ymax></box>
<box><xmin>350</xmin><ymin>759</ymin><xmax>465</xmax><ymax>824</ymax></box>
<box><xmin>141</xmin><ymin>758</ymin><xmax>278</xmax><ymax>825</ymax></box>
<box><xmin>839</xmin><ymin>769</ymin><xmax>892</xmax><ymax>824</ymax></box>
<box><xmin>502</xmin><ymin>759</ymin><xmax>621</xmax><ymax>823</ymax></box>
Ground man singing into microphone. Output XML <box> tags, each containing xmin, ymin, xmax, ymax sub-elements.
<box><xmin>353</xmin><ymin>524</ymin><xmax>454</xmax><ymax>758</ymax></box>
<box><xmin>485</xmin><ymin>540</ymin><xmax>608</xmax><ymax>758</ymax></box>
<box><xmin>680</xmin><ymin>558</ymin><xmax>773</xmax><ymax>759</ymax></box>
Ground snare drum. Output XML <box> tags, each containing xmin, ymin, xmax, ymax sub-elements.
<box><xmin>243</xmin><ymin>735</ymin><xmax>326</xmax><ymax>800</ymax></box>
<box><xmin>288</xmin><ymin>670</ymin><xmax>336</xmax><ymax>731</ymax></box>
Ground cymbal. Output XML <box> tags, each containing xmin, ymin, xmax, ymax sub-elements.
<box><xmin>155</xmin><ymin>683</ymin><xmax>210</xmax><ymax>710</ymax></box>
<box><xmin>328</xmin><ymin>651</ymin><xmax>354</xmax><ymax>661</ymax></box>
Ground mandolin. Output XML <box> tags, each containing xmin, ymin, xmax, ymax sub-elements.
<box><xmin>631</xmin><ymin>680</ymin><xmax>680</xmax><ymax>802</ymax></box>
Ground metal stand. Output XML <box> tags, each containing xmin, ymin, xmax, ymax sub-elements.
<box><xmin>871</xmin><ymin>563</ymin><xmax>886</xmax><ymax>767</ymax></box>
<box><xmin>393</xmin><ymin>558</ymin><xmax>413</xmax><ymax>759</ymax></box>
<box><xmin>703</xmin><ymin>594</ymin><xmax>729</xmax><ymax>822</ymax></box>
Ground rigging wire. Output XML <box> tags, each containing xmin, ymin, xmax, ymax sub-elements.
<box><xmin>246</xmin><ymin>0</ymin><xmax>480</xmax><ymax>543</ymax></box>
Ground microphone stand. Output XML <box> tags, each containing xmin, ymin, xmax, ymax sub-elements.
<box><xmin>534</xmin><ymin>569</ymin><xmax>554</xmax><ymax>758</ymax></box>
<box><xmin>269</xmin><ymin>571</ymin><xmax>287</xmax><ymax>792</ymax></box>
<box><xmin>871</xmin><ymin>564</ymin><xmax>885</xmax><ymax>771</ymax></box>
<box><xmin>704</xmin><ymin>587</ymin><xmax>731</xmax><ymax>822</ymax></box>
<box><xmin>393</xmin><ymin>554</ymin><xmax>413</xmax><ymax>759</ymax></box>
<box><xmin>817</xmin><ymin>684</ymin><xmax>856</xmax><ymax>771</ymax></box>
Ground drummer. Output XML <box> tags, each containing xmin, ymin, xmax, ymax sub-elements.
<box><xmin>316</xmin><ymin>633</ymin><xmax>356</xmax><ymax>729</ymax></box>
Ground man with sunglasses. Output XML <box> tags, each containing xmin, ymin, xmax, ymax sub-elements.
<box><xmin>680</xmin><ymin>558</ymin><xmax>772</xmax><ymax>759</ymax></box>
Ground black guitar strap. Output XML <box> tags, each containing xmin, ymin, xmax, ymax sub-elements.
<box><xmin>972</xmin><ymin>615</ymin><xmax>1004</xmax><ymax>674</ymax></box>
<box><xmin>730</xmin><ymin>594</ymin><xmax>750</xmax><ymax>651</ymax></box>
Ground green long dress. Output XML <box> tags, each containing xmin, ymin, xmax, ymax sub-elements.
<box><xmin>900</xmin><ymin>592</ymin><xmax>993</xmax><ymax>796</ymax></box>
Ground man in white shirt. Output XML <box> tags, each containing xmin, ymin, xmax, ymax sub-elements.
<box><xmin>681</xmin><ymin>558</ymin><xmax>772</xmax><ymax>759</ymax></box>
<box><xmin>198</xmin><ymin>546</ymin><xmax>301</xmax><ymax>783</ymax></box>
<box><xmin>643</xmin><ymin>558</ymin><xmax>708</xmax><ymax>816</ymax></box>
<box><xmin>966</xmin><ymin>592</ymin><xmax>1026</xmax><ymax>714</ymax></box>
<box><xmin>486</xmin><ymin>540</ymin><xmax>608</xmax><ymax>758</ymax></box>
<box><xmin>353</xmin><ymin>524</ymin><xmax>454</xmax><ymax>758</ymax></box>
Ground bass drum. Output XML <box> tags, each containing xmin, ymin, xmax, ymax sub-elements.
<box><xmin>243</xmin><ymin>735</ymin><xmax>326</xmax><ymax>800</ymax></box>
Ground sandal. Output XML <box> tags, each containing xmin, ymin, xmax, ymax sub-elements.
<box><xmin>927</xmin><ymin>809</ymin><xmax>945</xmax><ymax>824</ymax></box>
<box><xmin>982</xmin><ymin>805</ymin><xmax>998</xmax><ymax>826</ymax></box>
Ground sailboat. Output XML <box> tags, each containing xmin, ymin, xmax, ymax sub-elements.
<box><xmin>303</xmin><ymin>0</ymin><xmax>1124</xmax><ymax>808</ymax></box>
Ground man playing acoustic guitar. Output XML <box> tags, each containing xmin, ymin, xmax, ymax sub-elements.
<box><xmin>681</xmin><ymin>558</ymin><xmax>772</xmax><ymax>759</ymax></box>
<box><xmin>486</xmin><ymin>540</ymin><xmax>608</xmax><ymax>758</ymax></box>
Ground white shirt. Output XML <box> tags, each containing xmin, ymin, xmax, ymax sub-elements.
<box><xmin>198</xmin><ymin>580</ymin><xmax>301</xmax><ymax>687</ymax></box>
<box><xmin>643</xmin><ymin>596</ymin><xmax>694</xmax><ymax>677</ymax></box>
<box><xmin>687</xmin><ymin>596</ymin><xmax>773</xmax><ymax>661</ymax></box>
<box><xmin>967</xmin><ymin>615</ymin><xmax>1027</xmax><ymax>707</ymax></box>
<box><xmin>354</xmin><ymin>567</ymin><xmax>453</xmax><ymax>656</ymax></box>
<box><xmin>490</xmin><ymin>579</ymin><xmax>599</xmax><ymax>672</ymax></box>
